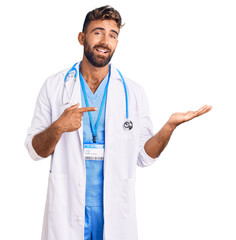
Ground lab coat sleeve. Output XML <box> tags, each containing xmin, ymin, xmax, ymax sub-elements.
<box><xmin>137</xmin><ymin>88</ymin><xmax>158</xmax><ymax>167</ymax></box>
<box><xmin>25</xmin><ymin>79</ymin><xmax>52</xmax><ymax>161</ymax></box>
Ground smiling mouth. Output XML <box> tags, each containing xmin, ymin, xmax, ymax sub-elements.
<box><xmin>96</xmin><ymin>48</ymin><xmax>108</xmax><ymax>54</ymax></box>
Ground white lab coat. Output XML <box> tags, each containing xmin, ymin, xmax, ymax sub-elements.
<box><xmin>25</xmin><ymin>63</ymin><xmax>158</xmax><ymax>240</ymax></box>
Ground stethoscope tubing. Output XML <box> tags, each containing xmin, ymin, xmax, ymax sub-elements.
<box><xmin>116</xmin><ymin>68</ymin><xmax>129</xmax><ymax>120</ymax></box>
<box><xmin>64</xmin><ymin>62</ymin><xmax>78</xmax><ymax>82</ymax></box>
<box><xmin>63</xmin><ymin>62</ymin><xmax>133</xmax><ymax>130</ymax></box>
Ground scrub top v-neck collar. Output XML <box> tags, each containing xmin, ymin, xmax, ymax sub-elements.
<box><xmin>80</xmin><ymin>73</ymin><xmax>109</xmax><ymax>101</ymax></box>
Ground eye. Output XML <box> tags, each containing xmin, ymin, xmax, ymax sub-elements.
<box><xmin>94</xmin><ymin>31</ymin><xmax>102</xmax><ymax>36</ymax></box>
<box><xmin>110</xmin><ymin>34</ymin><xmax>117</xmax><ymax>39</ymax></box>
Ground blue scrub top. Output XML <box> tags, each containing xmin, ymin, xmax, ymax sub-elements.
<box><xmin>80</xmin><ymin>73</ymin><xmax>108</xmax><ymax>207</ymax></box>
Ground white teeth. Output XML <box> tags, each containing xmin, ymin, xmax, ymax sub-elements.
<box><xmin>97</xmin><ymin>49</ymin><xmax>107</xmax><ymax>53</ymax></box>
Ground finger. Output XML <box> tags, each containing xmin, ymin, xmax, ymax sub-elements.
<box><xmin>67</xmin><ymin>103</ymin><xmax>80</xmax><ymax>110</ymax></box>
<box><xmin>74</xmin><ymin>112</ymin><xmax>84</xmax><ymax>117</ymax></box>
<box><xmin>195</xmin><ymin>105</ymin><xmax>208</xmax><ymax>113</ymax></box>
<box><xmin>194</xmin><ymin>105</ymin><xmax>212</xmax><ymax>117</ymax></box>
<box><xmin>78</xmin><ymin>107</ymin><xmax>97</xmax><ymax>113</ymax></box>
<box><xmin>197</xmin><ymin>105</ymin><xmax>212</xmax><ymax>114</ymax></box>
<box><xmin>202</xmin><ymin>105</ymin><xmax>212</xmax><ymax>113</ymax></box>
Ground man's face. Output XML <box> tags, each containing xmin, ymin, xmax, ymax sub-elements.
<box><xmin>80</xmin><ymin>20</ymin><xmax>119</xmax><ymax>67</ymax></box>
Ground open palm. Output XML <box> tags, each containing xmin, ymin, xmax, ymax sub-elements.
<box><xmin>169</xmin><ymin>105</ymin><xmax>212</xmax><ymax>127</ymax></box>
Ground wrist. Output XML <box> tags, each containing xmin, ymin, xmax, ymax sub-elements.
<box><xmin>51</xmin><ymin>120</ymin><xmax>65</xmax><ymax>135</ymax></box>
<box><xmin>166</xmin><ymin>119</ymin><xmax>178</xmax><ymax>131</ymax></box>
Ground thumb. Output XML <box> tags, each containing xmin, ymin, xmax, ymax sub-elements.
<box><xmin>68</xmin><ymin>103</ymin><xmax>80</xmax><ymax>110</ymax></box>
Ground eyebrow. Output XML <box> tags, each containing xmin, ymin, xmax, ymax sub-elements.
<box><xmin>91</xmin><ymin>27</ymin><xmax>119</xmax><ymax>36</ymax></box>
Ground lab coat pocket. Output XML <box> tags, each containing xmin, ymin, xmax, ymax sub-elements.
<box><xmin>48</xmin><ymin>173</ymin><xmax>67</xmax><ymax>214</ymax></box>
<box><xmin>120</xmin><ymin>178</ymin><xmax>136</xmax><ymax>218</ymax></box>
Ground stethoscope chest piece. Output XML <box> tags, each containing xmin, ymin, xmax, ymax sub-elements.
<box><xmin>124</xmin><ymin>120</ymin><xmax>133</xmax><ymax>130</ymax></box>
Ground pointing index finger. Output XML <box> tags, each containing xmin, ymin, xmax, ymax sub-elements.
<box><xmin>78</xmin><ymin>107</ymin><xmax>97</xmax><ymax>113</ymax></box>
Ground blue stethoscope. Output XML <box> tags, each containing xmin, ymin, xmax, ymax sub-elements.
<box><xmin>63</xmin><ymin>62</ymin><xmax>133</xmax><ymax>131</ymax></box>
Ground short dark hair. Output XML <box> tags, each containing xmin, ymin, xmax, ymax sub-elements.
<box><xmin>82</xmin><ymin>5</ymin><xmax>124</xmax><ymax>33</ymax></box>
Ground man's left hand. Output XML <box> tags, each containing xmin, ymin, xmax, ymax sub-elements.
<box><xmin>168</xmin><ymin>105</ymin><xmax>212</xmax><ymax>129</ymax></box>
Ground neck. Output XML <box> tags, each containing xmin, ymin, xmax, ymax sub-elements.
<box><xmin>80</xmin><ymin>56</ymin><xmax>109</xmax><ymax>93</ymax></box>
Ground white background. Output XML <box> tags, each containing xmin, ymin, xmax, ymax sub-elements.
<box><xmin>0</xmin><ymin>0</ymin><xmax>235</xmax><ymax>239</ymax></box>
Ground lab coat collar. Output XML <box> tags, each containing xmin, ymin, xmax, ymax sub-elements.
<box><xmin>110</xmin><ymin>63</ymin><xmax>123</xmax><ymax>82</ymax></box>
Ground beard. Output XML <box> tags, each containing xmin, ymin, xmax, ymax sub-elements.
<box><xmin>84</xmin><ymin>39</ymin><xmax>115</xmax><ymax>68</ymax></box>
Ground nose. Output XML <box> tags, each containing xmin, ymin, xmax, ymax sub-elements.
<box><xmin>100</xmin><ymin>33</ymin><xmax>110</xmax><ymax>46</ymax></box>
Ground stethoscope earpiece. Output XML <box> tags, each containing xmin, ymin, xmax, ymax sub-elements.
<box><xmin>124</xmin><ymin>120</ymin><xmax>133</xmax><ymax>130</ymax></box>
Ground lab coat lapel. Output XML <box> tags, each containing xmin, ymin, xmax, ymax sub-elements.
<box><xmin>74</xmin><ymin>75</ymin><xmax>83</xmax><ymax>148</ymax></box>
<box><xmin>105</xmin><ymin>64</ymin><xmax>121</xmax><ymax>126</ymax></box>
<box><xmin>63</xmin><ymin>64</ymin><xmax>83</xmax><ymax>149</ymax></box>
<box><xmin>63</xmin><ymin>63</ymin><xmax>83</xmax><ymax>149</ymax></box>
<box><xmin>104</xmin><ymin>65</ymin><xmax>122</xmax><ymax>177</ymax></box>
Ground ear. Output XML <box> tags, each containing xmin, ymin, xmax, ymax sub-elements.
<box><xmin>78</xmin><ymin>32</ymin><xmax>85</xmax><ymax>46</ymax></box>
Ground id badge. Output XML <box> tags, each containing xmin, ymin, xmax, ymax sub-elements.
<box><xmin>84</xmin><ymin>143</ymin><xmax>104</xmax><ymax>161</ymax></box>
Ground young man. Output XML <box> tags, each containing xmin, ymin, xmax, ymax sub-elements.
<box><xmin>25</xmin><ymin>5</ymin><xmax>211</xmax><ymax>240</ymax></box>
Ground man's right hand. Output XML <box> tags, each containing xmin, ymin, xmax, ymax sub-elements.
<box><xmin>55</xmin><ymin>103</ymin><xmax>97</xmax><ymax>133</ymax></box>
<box><xmin>32</xmin><ymin>103</ymin><xmax>97</xmax><ymax>158</ymax></box>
